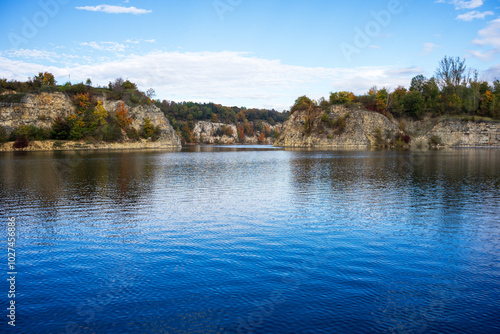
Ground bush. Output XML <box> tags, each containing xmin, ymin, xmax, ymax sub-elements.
<box><xmin>51</xmin><ymin>117</ymin><xmax>71</xmax><ymax>140</ymax></box>
<box><xmin>0</xmin><ymin>126</ymin><xmax>8</xmax><ymax>143</ymax></box>
<box><xmin>428</xmin><ymin>135</ymin><xmax>442</xmax><ymax>147</ymax></box>
<box><xmin>126</xmin><ymin>127</ymin><xmax>140</xmax><ymax>141</ymax></box>
<box><xmin>61</xmin><ymin>83</ymin><xmax>89</xmax><ymax>95</ymax></box>
<box><xmin>13</xmin><ymin>136</ymin><xmax>29</xmax><ymax>149</ymax></box>
<box><xmin>102</xmin><ymin>123</ymin><xmax>122</xmax><ymax>142</ymax></box>
<box><xmin>15</xmin><ymin>125</ymin><xmax>50</xmax><ymax>141</ymax></box>
<box><xmin>330</xmin><ymin>113</ymin><xmax>349</xmax><ymax>132</ymax></box>
<box><xmin>141</xmin><ymin>117</ymin><xmax>156</xmax><ymax>139</ymax></box>
<box><xmin>0</xmin><ymin>94</ymin><xmax>26</xmax><ymax>103</ymax></box>
<box><xmin>393</xmin><ymin>132</ymin><xmax>411</xmax><ymax>146</ymax></box>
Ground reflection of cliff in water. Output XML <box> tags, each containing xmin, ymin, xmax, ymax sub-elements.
<box><xmin>288</xmin><ymin>150</ymin><xmax>500</xmax><ymax>229</ymax></box>
<box><xmin>0</xmin><ymin>151</ymin><xmax>170</xmax><ymax>231</ymax></box>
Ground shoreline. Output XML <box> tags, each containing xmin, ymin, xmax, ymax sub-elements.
<box><xmin>0</xmin><ymin>140</ymin><xmax>181</xmax><ymax>153</ymax></box>
<box><xmin>1</xmin><ymin>140</ymin><xmax>498</xmax><ymax>153</ymax></box>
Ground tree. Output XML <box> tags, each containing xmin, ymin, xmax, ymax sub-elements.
<box><xmin>403</xmin><ymin>91</ymin><xmax>425</xmax><ymax>118</ymax></box>
<box><xmin>115</xmin><ymin>102</ymin><xmax>133</xmax><ymax>129</ymax></box>
<box><xmin>422</xmin><ymin>77</ymin><xmax>440</xmax><ymax>111</ymax></box>
<box><xmin>435</xmin><ymin>56</ymin><xmax>467</xmax><ymax>91</ymax></box>
<box><xmin>32</xmin><ymin>72</ymin><xmax>56</xmax><ymax>87</ymax></box>
<box><xmin>410</xmin><ymin>75</ymin><xmax>426</xmax><ymax>93</ymax></box>
<box><xmin>330</xmin><ymin>91</ymin><xmax>355</xmax><ymax>105</ymax></box>
<box><xmin>389</xmin><ymin>86</ymin><xmax>407</xmax><ymax>115</ymax></box>
<box><xmin>291</xmin><ymin>95</ymin><xmax>314</xmax><ymax>113</ymax></box>
<box><xmin>93</xmin><ymin>101</ymin><xmax>108</xmax><ymax>126</ymax></box>
<box><xmin>146</xmin><ymin>88</ymin><xmax>156</xmax><ymax>99</ymax></box>
<box><xmin>85</xmin><ymin>78</ymin><xmax>92</xmax><ymax>87</ymax></box>
<box><xmin>376</xmin><ymin>88</ymin><xmax>388</xmax><ymax>114</ymax></box>
<box><xmin>142</xmin><ymin>117</ymin><xmax>155</xmax><ymax>138</ymax></box>
<box><xmin>479</xmin><ymin>91</ymin><xmax>494</xmax><ymax>116</ymax></box>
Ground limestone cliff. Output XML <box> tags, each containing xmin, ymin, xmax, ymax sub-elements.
<box><xmin>192</xmin><ymin>120</ymin><xmax>282</xmax><ymax>145</ymax></box>
<box><xmin>0</xmin><ymin>92</ymin><xmax>75</xmax><ymax>130</ymax></box>
<box><xmin>0</xmin><ymin>92</ymin><xmax>181</xmax><ymax>148</ymax></box>
<box><xmin>274</xmin><ymin>105</ymin><xmax>500</xmax><ymax>148</ymax></box>
<box><xmin>102</xmin><ymin>98</ymin><xmax>180</xmax><ymax>146</ymax></box>
<box><xmin>193</xmin><ymin>121</ymin><xmax>238</xmax><ymax>144</ymax></box>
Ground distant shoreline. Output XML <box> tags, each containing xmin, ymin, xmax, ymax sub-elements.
<box><xmin>0</xmin><ymin>139</ymin><xmax>180</xmax><ymax>153</ymax></box>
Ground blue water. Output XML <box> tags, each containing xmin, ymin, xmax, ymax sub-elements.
<box><xmin>0</xmin><ymin>147</ymin><xmax>499</xmax><ymax>333</ymax></box>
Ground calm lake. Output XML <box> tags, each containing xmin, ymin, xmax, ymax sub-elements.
<box><xmin>0</xmin><ymin>146</ymin><xmax>499</xmax><ymax>333</ymax></box>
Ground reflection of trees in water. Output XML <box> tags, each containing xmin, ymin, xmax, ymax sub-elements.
<box><xmin>0</xmin><ymin>150</ymin><xmax>174</xmax><ymax>242</ymax></box>
<box><xmin>408</xmin><ymin>150</ymin><xmax>500</xmax><ymax>217</ymax></box>
<box><xmin>288</xmin><ymin>150</ymin><xmax>499</xmax><ymax>209</ymax></box>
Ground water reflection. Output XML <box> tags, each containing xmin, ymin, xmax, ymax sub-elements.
<box><xmin>0</xmin><ymin>147</ymin><xmax>499</xmax><ymax>333</ymax></box>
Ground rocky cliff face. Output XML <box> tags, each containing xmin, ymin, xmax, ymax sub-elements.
<box><xmin>275</xmin><ymin>105</ymin><xmax>500</xmax><ymax>148</ymax></box>
<box><xmin>193</xmin><ymin>121</ymin><xmax>238</xmax><ymax>144</ymax></box>
<box><xmin>274</xmin><ymin>106</ymin><xmax>398</xmax><ymax>148</ymax></box>
<box><xmin>408</xmin><ymin>120</ymin><xmax>499</xmax><ymax>148</ymax></box>
<box><xmin>102</xmin><ymin>98</ymin><xmax>181</xmax><ymax>146</ymax></box>
<box><xmin>0</xmin><ymin>92</ymin><xmax>75</xmax><ymax>130</ymax></box>
<box><xmin>192</xmin><ymin>120</ymin><xmax>282</xmax><ymax>145</ymax></box>
<box><xmin>0</xmin><ymin>92</ymin><xmax>181</xmax><ymax>148</ymax></box>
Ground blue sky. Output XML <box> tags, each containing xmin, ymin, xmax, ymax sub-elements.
<box><xmin>0</xmin><ymin>0</ymin><xmax>499</xmax><ymax>111</ymax></box>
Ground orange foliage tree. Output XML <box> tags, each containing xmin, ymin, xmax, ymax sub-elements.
<box><xmin>115</xmin><ymin>102</ymin><xmax>133</xmax><ymax>129</ymax></box>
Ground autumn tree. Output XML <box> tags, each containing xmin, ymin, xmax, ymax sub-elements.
<box><xmin>115</xmin><ymin>102</ymin><xmax>133</xmax><ymax>129</ymax></box>
<box><xmin>32</xmin><ymin>72</ymin><xmax>56</xmax><ymax>87</ymax></box>
<box><xmin>142</xmin><ymin>117</ymin><xmax>155</xmax><ymax>138</ymax></box>
<box><xmin>291</xmin><ymin>95</ymin><xmax>314</xmax><ymax>113</ymax></box>
<box><xmin>376</xmin><ymin>88</ymin><xmax>388</xmax><ymax>114</ymax></box>
<box><xmin>93</xmin><ymin>101</ymin><xmax>108</xmax><ymax>127</ymax></box>
<box><xmin>330</xmin><ymin>91</ymin><xmax>355</xmax><ymax>105</ymax></box>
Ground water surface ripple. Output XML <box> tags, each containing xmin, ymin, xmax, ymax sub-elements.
<box><xmin>0</xmin><ymin>147</ymin><xmax>499</xmax><ymax>333</ymax></box>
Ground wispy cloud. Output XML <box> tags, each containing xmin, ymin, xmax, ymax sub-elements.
<box><xmin>435</xmin><ymin>0</ymin><xmax>484</xmax><ymax>10</ymax></box>
<box><xmin>369</xmin><ymin>45</ymin><xmax>382</xmax><ymax>49</ymax></box>
<box><xmin>1</xmin><ymin>49</ymin><xmax>60</xmax><ymax>62</ymax></box>
<box><xmin>421</xmin><ymin>43</ymin><xmax>440</xmax><ymax>55</ymax></box>
<box><xmin>470</xmin><ymin>18</ymin><xmax>500</xmax><ymax>60</ymax></box>
<box><xmin>0</xmin><ymin>51</ymin><xmax>422</xmax><ymax>110</ymax></box>
<box><xmin>456</xmin><ymin>10</ymin><xmax>494</xmax><ymax>21</ymax></box>
<box><xmin>79</xmin><ymin>41</ymin><xmax>126</xmax><ymax>52</ymax></box>
<box><xmin>75</xmin><ymin>5</ymin><xmax>152</xmax><ymax>15</ymax></box>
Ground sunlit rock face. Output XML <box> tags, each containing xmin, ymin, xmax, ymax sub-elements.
<box><xmin>0</xmin><ymin>92</ymin><xmax>181</xmax><ymax>148</ymax></box>
<box><xmin>275</xmin><ymin>105</ymin><xmax>500</xmax><ymax>148</ymax></box>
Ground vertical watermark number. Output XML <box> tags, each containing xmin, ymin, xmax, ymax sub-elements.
<box><xmin>6</xmin><ymin>217</ymin><xmax>17</xmax><ymax>327</ymax></box>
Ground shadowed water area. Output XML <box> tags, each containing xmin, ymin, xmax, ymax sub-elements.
<box><xmin>0</xmin><ymin>146</ymin><xmax>499</xmax><ymax>333</ymax></box>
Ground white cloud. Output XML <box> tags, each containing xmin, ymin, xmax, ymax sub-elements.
<box><xmin>456</xmin><ymin>10</ymin><xmax>494</xmax><ymax>21</ymax></box>
<box><xmin>421</xmin><ymin>43</ymin><xmax>440</xmax><ymax>55</ymax></box>
<box><xmin>436</xmin><ymin>0</ymin><xmax>484</xmax><ymax>10</ymax></box>
<box><xmin>0</xmin><ymin>51</ymin><xmax>423</xmax><ymax>110</ymax></box>
<box><xmin>79</xmin><ymin>41</ymin><xmax>126</xmax><ymax>52</ymax></box>
<box><xmin>1</xmin><ymin>49</ymin><xmax>60</xmax><ymax>62</ymax></box>
<box><xmin>75</xmin><ymin>5</ymin><xmax>152</xmax><ymax>15</ymax></box>
<box><xmin>470</xmin><ymin>18</ymin><xmax>500</xmax><ymax>60</ymax></box>
<box><xmin>466</xmin><ymin>49</ymin><xmax>496</xmax><ymax>61</ymax></box>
